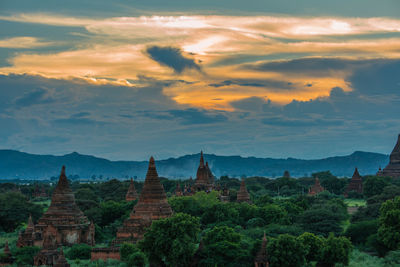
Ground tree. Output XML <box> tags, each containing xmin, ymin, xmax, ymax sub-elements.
<box><xmin>201</xmin><ymin>226</ymin><xmax>249</xmax><ymax>266</ymax></box>
<box><xmin>66</xmin><ymin>244</ymin><xmax>92</xmax><ymax>260</ymax></box>
<box><xmin>298</xmin><ymin>208</ymin><xmax>343</xmax><ymax>236</ymax></box>
<box><xmin>344</xmin><ymin>220</ymin><xmax>378</xmax><ymax>244</ymax></box>
<box><xmin>318</xmin><ymin>234</ymin><xmax>352</xmax><ymax>267</ymax></box>
<box><xmin>140</xmin><ymin>213</ymin><xmax>200</xmax><ymax>266</ymax></box>
<box><xmin>14</xmin><ymin>246</ymin><xmax>41</xmax><ymax>266</ymax></box>
<box><xmin>201</xmin><ymin>203</ymin><xmax>239</xmax><ymax>226</ymax></box>
<box><xmin>257</xmin><ymin>204</ymin><xmax>289</xmax><ymax>225</ymax></box>
<box><xmin>268</xmin><ymin>234</ymin><xmax>305</xmax><ymax>267</ymax></box>
<box><xmin>377</xmin><ymin>196</ymin><xmax>400</xmax><ymax>250</ymax></box>
<box><xmin>364</xmin><ymin>176</ymin><xmax>389</xmax><ymax>198</ymax></box>
<box><xmin>0</xmin><ymin>192</ymin><xmax>43</xmax><ymax>232</ymax></box>
<box><xmin>127</xmin><ymin>251</ymin><xmax>147</xmax><ymax>267</ymax></box>
<box><xmin>297</xmin><ymin>232</ymin><xmax>324</xmax><ymax>263</ymax></box>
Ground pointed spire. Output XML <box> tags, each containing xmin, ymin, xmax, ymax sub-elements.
<box><xmin>4</xmin><ymin>240</ymin><xmax>11</xmax><ymax>255</ymax></box>
<box><xmin>56</xmin><ymin>165</ymin><xmax>69</xmax><ymax>190</ymax></box>
<box><xmin>255</xmin><ymin>233</ymin><xmax>269</xmax><ymax>265</ymax></box>
<box><xmin>27</xmin><ymin>214</ymin><xmax>34</xmax><ymax>229</ymax></box>
<box><xmin>237</xmin><ymin>178</ymin><xmax>251</xmax><ymax>203</ymax></box>
<box><xmin>352</xmin><ymin>167</ymin><xmax>361</xmax><ymax>180</ymax></box>
<box><xmin>126</xmin><ymin>177</ymin><xmax>138</xmax><ymax>201</ymax></box>
<box><xmin>200</xmin><ymin>151</ymin><xmax>204</xmax><ymax>167</ymax></box>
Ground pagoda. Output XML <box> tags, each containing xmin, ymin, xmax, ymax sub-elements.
<box><xmin>237</xmin><ymin>179</ymin><xmax>251</xmax><ymax>203</ymax></box>
<box><xmin>125</xmin><ymin>178</ymin><xmax>138</xmax><ymax>201</ymax></box>
<box><xmin>0</xmin><ymin>240</ymin><xmax>13</xmax><ymax>265</ymax></box>
<box><xmin>308</xmin><ymin>177</ymin><xmax>324</xmax><ymax>196</ymax></box>
<box><xmin>17</xmin><ymin>214</ymin><xmax>35</xmax><ymax>247</ymax></box>
<box><xmin>115</xmin><ymin>157</ymin><xmax>172</xmax><ymax>244</ymax></box>
<box><xmin>344</xmin><ymin>168</ymin><xmax>363</xmax><ymax>197</ymax></box>
<box><xmin>381</xmin><ymin>134</ymin><xmax>400</xmax><ymax>178</ymax></box>
<box><xmin>254</xmin><ymin>233</ymin><xmax>269</xmax><ymax>267</ymax></box>
<box><xmin>283</xmin><ymin>170</ymin><xmax>290</xmax><ymax>178</ymax></box>
<box><xmin>33</xmin><ymin>166</ymin><xmax>95</xmax><ymax>247</ymax></box>
<box><xmin>34</xmin><ymin>225</ymin><xmax>69</xmax><ymax>266</ymax></box>
<box><xmin>193</xmin><ymin>151</ymin><xmax>214</xmax><ymax>192</ymax></box>
<box><xmin>175</xmin><ymin>183</ymin><xmax>183</xmax><ymax>196</ymax></box>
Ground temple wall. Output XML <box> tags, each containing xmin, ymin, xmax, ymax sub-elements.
<box><xmin>91</xmin><ymin>248</ymin><xmax>120</xmax><ymax>261</ymax></box>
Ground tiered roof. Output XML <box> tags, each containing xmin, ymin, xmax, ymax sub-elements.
<box><xmin>254</xmin><ymin>233</ymin><xmax>269</xmax><ymax>267</ymax></box>
<box><xmin>237</xmin><ymin>179</ymin><xmax>251</xmax><ymax>203</ymax></box>
<box><xmin>308</xmin><ymin>177</ymin><xmax>325</xmax><ymax>196</ymax></box>
<box><xmin>125</xmin><ymin>178</ymin><xmax>138</xmax><ymax>201</ymax></box>
<box><xmin>382</xmin><ymin>134</ymin><xmax>400</xmax><ymax>178</ymax></box>
<box><xmin>344</xmin><ymin>168</ymin><xmax>363</xmax><ymax>196</ymax></box>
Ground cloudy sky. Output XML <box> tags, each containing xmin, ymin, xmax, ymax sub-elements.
<box><xmin>0</xmin><ymin>0</ymin><xmax>399</xmax><ymax>160</ymax></box>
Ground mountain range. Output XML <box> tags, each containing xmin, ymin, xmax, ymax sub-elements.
<box><xmin>0</xmin><ymin>149</ymin><xmax>389</xmax><ymax>180</ymax></box>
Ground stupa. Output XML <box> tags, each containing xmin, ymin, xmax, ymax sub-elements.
<box><xmin>17</xmin><ymin>214</ymin><xmax>35</xmax><ymax>247</ymax></box>
<box><xmin>33</xmin><ymin>166</ymin><xmax>94</xmax><ymax>247</ymax></box>
<box><xmin>381</xmin><ymin>134</ymin><xmax>400</xmax><ymax>178</ymax></box>
<box><xmin>175</xmin><ymin>183</ymin><xmax>183</xmax><ymax>196</ymax></box>
<box><xmin>115</xmin><ymin>157</ymin><xmax>172</xmax><ymax>243</ymax></box>
<box><xmin>34</xmin><ymin>225</ymin><xmax>68</xmax><ymax>266</ymax></box>
<box><xmin>237</xmin><ymin>179</ymin><xmax>251</xmax><ymax>203</ymax></box>
<box><xmin>254</xmin><ymin>233</ymin><xmax>269</xmax><ymax>267</ymax></box>
<box><xmin>344</xmin><ymin>168</ymin><xmax>363</xmax><ymax>197</ymax></box>
<box><xmin>193</xmin><ymin>151</ymin><xmax>214</xmax><ymax>192</ymax></box>
<box><xmin>0</xmin><ymin>240</ymin><xmax>14</xmax><ymax>265</ymax></box>
<box><xmin>308</xmin><ymin>177</ymin><xmax>325</xmax><ymax>196</ymax></box>
<box><xmin>125</xmin><ymin>178</ymin><xmax>138</xmax><ymax>201</ymax></box>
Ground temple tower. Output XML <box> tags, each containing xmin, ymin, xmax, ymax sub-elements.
<box><xmin>344</xmin><ymin>168</ymin><xmax>363</xmax><ymax>197</ymax></box>
<box><xmin>237</xmin><ymin>179</ymin><xmax>251</xmax><ymax>203</ymax></box>
<box><xmin>308</xmin><ymin>177</ymin><xmax>325</xmax><ymax>196</ymax></box>
<box><xmin>115</xmin><ymin>157</ymin><xmax>172</xmax><ymax>244</ymax></box>
<box><xmin>254</xmin><ymin>233</ymin><xmax>269</xmax><ymax>267</ymax></box>
<box><xmin>382</xmin><ymin>134</ymin><xmax>400</xmax><ymax>178</ymax></box>
<box><xmin>17</xmin><ymin>214</ymin><xmax>35</xmax><ymax>247</ymax></box>
<box><xmin>126</xmin><ymin>178</ymin><xmax>138</xmax><ymax>201</ymax></box>
<box><xmin>175</xmin><ymin>183</ymin><xmax>183</xmax><ymax>196</ymax></box>
<box><xmin>34</xmin><ymin>166</ymin><xmax>94</xmax><ymax>247</ymax></box>
<box><xmin>194</xmin><ymin>151</ymin><xmax>214</xmax><ymax>191</ymax></box>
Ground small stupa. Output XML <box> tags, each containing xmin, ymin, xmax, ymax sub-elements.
<box><xmin>237</xmin><ymin>179</ymin><xmax>251</xmax><ymax>203</ymax></box>
<box><xmin>308</xmin><ymin>177</ymin><xmax>325</xmax><ymax>195</ymax></box>
<box><xmin>254</xmin><ymin>233</ymin><xmax>269</xmax><ymax>267</ymax></box>
<box><xmin>17</xmin><ymin>214</ymin><xmax>35</xmax><ymax>247</ymax></box>
<box><xmin>126</xmin><ymin>178</ymin><xmax>138</xmax><ymax>201</ymax></box>
<box><xmin>344</xmin><ymin>168</ymin><xmax>363</xmax><ymax>197</ymax></box>
<box><xmin>175</xmin><ymin>183</ymin><xmax>183</xmax><ymax>196</ymax></box>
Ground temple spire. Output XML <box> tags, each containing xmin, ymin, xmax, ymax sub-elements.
<box><xmin>353</xmin><ymin>167</ymin><xmax>361</xmax><ymax>179</ymax></box>
<box><xmin>382</xmin><ymin>133</ymin><xmax>400</xmax><ymax>177</ymax></box>
<box><xmin>254</xmin><ymin>232</ymin><xmax>269</xmax><ymax>267</ymax></box>
<box><xmin>237</xmin><ymin>178</ymin><xmax>251</xmax><ymax>203</ymax></box>
<box><xmin>126</xmin><ymin>178</ymin><xmax>138</xmax><ymax>201</ymax></box>
<box><xmin>200</xmin><ymin>151</ymin><xmax>204</xmax><ymax>167</ymax></box>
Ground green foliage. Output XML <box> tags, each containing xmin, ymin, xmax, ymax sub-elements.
<box><xmin>299</xmin><ymin>208</ymin><xmax>344</xmax><ymax>236</ymax></box>
<box><xmin>120</xmin><ymin>243</ymin><xmax>140</xmax><ymax>262</ymax></box>
<box><xmin>257</xmin><ymin>204</ymin><xmax>289</xmax><ymax>225</ymax></box>
<box><xmin>99</xmin><ymin>200</ymin><xmax>133</xmax><ymax>226</ymax></box>
<box><xmin>0</xmin><ymin>192</ymin><xmax>43</xmax><ymax>232</ymax></box>
<box><xmin>364</xmin><ymin>176</ymin><xmax>390</xmax><ymax>198</ymax></box>
<box><xmin>319</xmin><ymin>233</ymin><xmax>353</xmax><ymax>267</ymax></box>
<box><xmin>268</xmin><ymin>234</ymin><xmax>305</xmax><ymax>267</ymax></box>
<box><xmin>201</xmin><ymin>203</ymin><xmax>239</xmax><ymax>226</ymax></box>
<box><xmin>140</xmin><ymin>213</ymin><xmax>200</xmax><ymax>266</ymax></box>
<box><xmin>66</xmin><ymin>244</ymin><xmax>92</xmax><ymax>260</ymax></box>
<box><xmin>14</xmin><ymin>246</ymin><xmax>41</xmax><ymax>266</ymax></box>
<box><xmin>377</xmin><ymin>196</ymin><xmax>400</xmax><ymax>250</ymax></box>
<box><xmin>297</xmin><ymin>232</ymin><xmax>324</xmax><ymax>262</ymax></box>
<box><xmin>127</xmin><ymin>251</ymin><xmax>147</xmax><ymax>267</ymax></box>
<box><xmin>99</xmin><ymin>179</ymin><xmax>128</xmax><ymax>201</ymax></box>
<box><xmin>201</xmin><ymin>226</ymin><xmax>249</xmax><ymax>267</ymax></box>
<box><xmin>344</xmin><ymin>220</ymin><xmax>378</xmax><ymax>244</ymax></box>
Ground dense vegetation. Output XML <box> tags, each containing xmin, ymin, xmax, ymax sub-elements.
<box><xmin>1</xmin><ymin>172</ymin><xmax>400</xmax><ymax>266</ymax></box>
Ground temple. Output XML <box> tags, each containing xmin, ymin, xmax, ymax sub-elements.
<box><xmin>125</xmin><ymin>178</ymin><xmax>138</xmax><ymax>201</ymax></box>
<box><xmin>32</xmin><ymin>184</ymin><xmax>48</xmax><ymax>198</ymax></box>
<box><xmin>34</xmin><ymin>225</ymin><xmax>69</xmax><ymax>266</ymax></box>
<box><xmin>381</xmin><ymin>134</ymin><xmax>400</xmax><ymax>178</ymax></box>
<box><xmin>283</xmin><ymin>170</ymin><xmax>290</xmax><ymax>178</ymax></box>
<box><xmin>17</xmin><ymin>214</ymin><xmax>35</xmax><ymax>247</ymax></box>
<box><xmin>193</xmin><ymin>151</ymin><xmax>215</xmax><ymax>192</ymax></box>
<box><xmin>0</xmin><ymin>241</ymin><xmax>14</xmax><ymax>266</ymax></box>
<box><xmin>344</xmin><ymin>168</ymin><xmax>363</xmax><ymax>197</ymax></box>
<box><xmin>254</xmin><ymin>233</ymin><xmax>269</xmax><ymax>267</ymax></box>
<box><xmin>237</xmin><ymin>179</ymin><xmax>251</xmax><ymax>203</ymax></box>
<box><xmin>115</xmin><ymin>157</ymin><xmax>172</xmax><ymax>244</ymax></box>
<box><xmin>308</xmin><ymin>177</ymin><xmax>325</xmax><ymax>195</ymax></box>
<box><xmin>175</xmin><ymin>183</ymin><xmax>183</xmax><ymax>196</ymax></box>
<box><xmin>19</xmin><ymin>166</ymin><xmax>95</xmax><ymax>248</ymax></box>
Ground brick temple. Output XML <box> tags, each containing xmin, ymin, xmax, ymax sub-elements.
<box><xmin>18</xmin><ymin>166</ymin><xmax>95</xmax><ymax>248</ymax></box>
<box><xmin>237</xmin><ymin>179</ymin><xmax>251</xmax><ymax>203</ymax></box>
<box><xmin>34</xmin><ymin>225</ymin><xmax>70</xmax><ymax>266</ymax></box>
<box><xmin>125</xmin><ymin>178</ymin><xmax>138</xmax><ymax>201</ymax></box>
<box><xmin>308</xmin><ymin>177</ymin><xmax>325</xmax><ymax>195</ymax></box>
<box><xmin>254</xmin><ymin>233</ymin><xmax>269</xmax><ymax>267</ymax></box>
<box><xmin>193</xmin><ymin>151</ymin><xmax>215</xmax><ymax>192</ymax></box>
<box><xmin>115</xmin><ymin>157</ymin><xmax>172</xmax><ymax>243</ymax></box>
<box><xmin>344</xmin><ymin>168</ymin><xmax>363</xmax><ymax>197</ymax></box>
<box><xmin>380</xmin><ymin>134</ymin><xmax>400</xmax><ymax>178</ymax></box>
<box><xmin>175</xmin><ymin>183</ymin><xmax>183</xmax><ymax>196</ymax></box>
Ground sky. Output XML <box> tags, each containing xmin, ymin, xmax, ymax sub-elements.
<box><xmin>0</xmin><ymin>0</ymin><xmax>399</xmax><ymax>161</ymax></box>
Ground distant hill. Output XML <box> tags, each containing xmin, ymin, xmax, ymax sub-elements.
<box><xmin>0</xmin><ymin>150</ymin><xmax>389</xmax><ymax>180</ymax></box>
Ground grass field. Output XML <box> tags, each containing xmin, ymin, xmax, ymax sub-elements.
<box><xmin>344</xmin><ymin>199</ymin><xmax>366</xmax><ymax>207</ymax></box>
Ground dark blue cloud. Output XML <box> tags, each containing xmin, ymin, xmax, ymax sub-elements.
<box><xmin>167</xmin><ymin>109</ymin><xmax>227</xmax><ymax>125</ymax></box>
<box><xmin>146</xmin><ymin>46</ymin><xmax>201</xmax><ymax>73</ymax></box>
<box><xmin>209</xmin><ymin>79</ymin><xmax>293</xmax><ymax>90</ymax></box>
<box><xmin>14</xmin><ymin>88</ymin><xmax>55</xmax><ymax>107</ymax></box>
